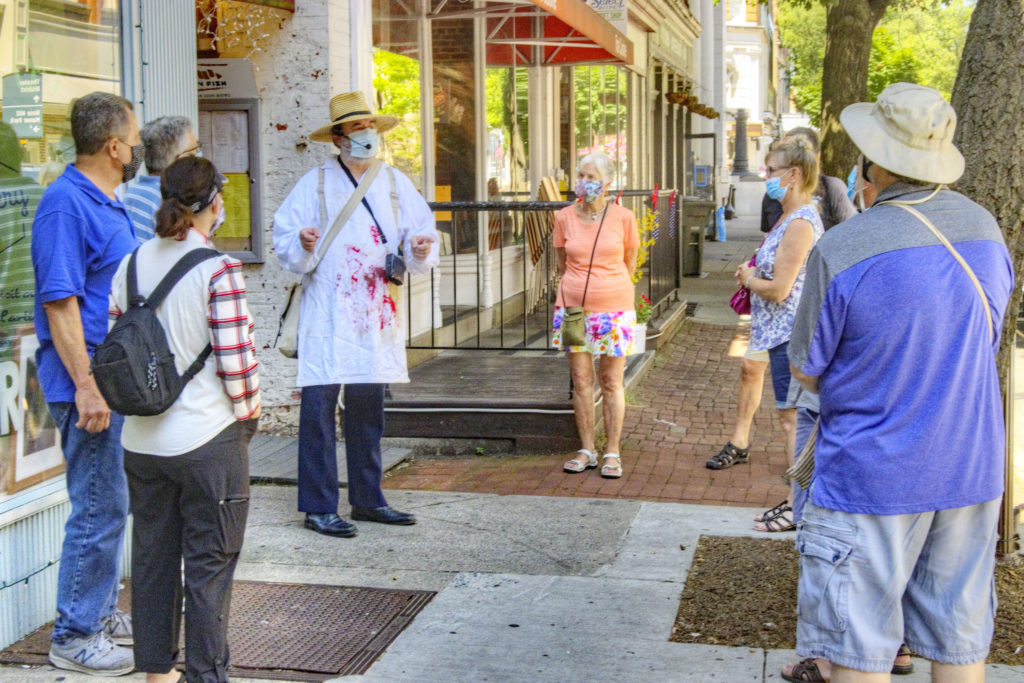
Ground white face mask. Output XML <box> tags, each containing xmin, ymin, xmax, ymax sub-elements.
<box><xmin>211</xmin><ymin>197</ymin><xmax>226</xmax><ymax>237</ymax></box>
<box><xmin>346</xmin><ymin>128</ymin><xmax>379</xmax><ymax>158</ymax></box>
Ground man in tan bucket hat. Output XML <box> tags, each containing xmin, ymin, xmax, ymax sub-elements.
<box><xmin>781</xmin><ymin>83</ymin><xmax>1014</xmax><ymax>683</ymax></box>
<box><xmin>273</xmin><ymin>92</ymin><xmax>439</xmax><ymax>538</ymax></box>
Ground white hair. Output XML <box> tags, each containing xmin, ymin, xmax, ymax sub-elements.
<box><xmin>577</xmin><ymin>152</ymin><xmax>615</xmax><ymax>184</ymax></box>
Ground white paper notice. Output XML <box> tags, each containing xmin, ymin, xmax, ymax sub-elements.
<box><xmin>210</xmin><ymin>111</ymin><xmax>249</xmax><ymax>173</ymax></box>
<box><xmin>197</xmin><ymin>111</ymin><xmax>213</xmax><ymax>157</ymax></box>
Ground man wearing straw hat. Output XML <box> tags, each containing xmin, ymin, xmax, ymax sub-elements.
<box><xmin>274</xmin><ymin>91</ymin><xmax>439</xmax><ymax>538</ymax></box>
<box><xmin>783</xmin><ymin>83</ymin><xmax>1013</xmax><ymax>683</ymax></box>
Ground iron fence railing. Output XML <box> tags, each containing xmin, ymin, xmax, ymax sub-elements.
<box><xmin>405</xmin><ymin>190</ymin><xmax>685</xmax><ymax>351</ymax></box>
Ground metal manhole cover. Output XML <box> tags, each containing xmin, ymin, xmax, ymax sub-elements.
<box><xmin>0</xmin><ymin>581</ymin><xmax>434</xmax><ymax>681</ymax></box>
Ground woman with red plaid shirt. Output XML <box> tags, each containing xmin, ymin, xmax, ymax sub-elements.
<box><xmin>107</xmin><ymin>156</ymin><xmax>260</xmax><ymax>683</ymax></box>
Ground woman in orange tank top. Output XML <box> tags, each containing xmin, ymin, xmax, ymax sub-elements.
<box><xmin>553</xmin><ymin>152</ymin><xmax>640</xmax><ymax>479</ymax></box>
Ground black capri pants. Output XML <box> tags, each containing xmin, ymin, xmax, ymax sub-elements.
<box><xmin>124</xmin><ymin>419</ymin><xmax>256</xmax><ymax>683</ymax></box>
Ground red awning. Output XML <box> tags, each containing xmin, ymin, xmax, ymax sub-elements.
<box><xmin>484</xmin><ymin>0</ymin><xmax>633</xmax><ymax>67</ymax></box>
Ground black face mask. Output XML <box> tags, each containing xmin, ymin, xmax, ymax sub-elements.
<box><xmin>122</xmin><ymin>143</ymin><xmax>144</xmax><ymax>183</ymax></box>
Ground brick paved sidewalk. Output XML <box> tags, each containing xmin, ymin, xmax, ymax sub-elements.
<box><xmin>385</xmin><ymin>319</ymin><xmax>792</xmax><ymax>510</ymax></box>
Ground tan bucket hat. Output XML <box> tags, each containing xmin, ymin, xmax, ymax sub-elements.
<box><xmin>309</xmin><ymin>91</ymin><xmax>399</xmax><ymax>142</ymax></box>
<box><xmin>840</xmin><ymin>82</ymin><xmax>964</xmax><ymax>184</ymax></box>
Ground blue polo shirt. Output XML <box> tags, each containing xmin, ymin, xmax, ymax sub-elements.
<box><xmin>31</xmin><ymin>165</ymin><xmax>137</xmax><ymax>403</ymax></box>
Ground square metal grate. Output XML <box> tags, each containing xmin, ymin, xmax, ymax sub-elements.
<box><xmin>0</xmin><ymin>581</ymin><xmax>434</xmax><ymax>681</ymax></box>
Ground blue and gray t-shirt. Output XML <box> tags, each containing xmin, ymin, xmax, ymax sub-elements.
<box><xmin>789</xmin><ymin>183</ymin><xmax>1013</xmax><ymax>515</ymax></box>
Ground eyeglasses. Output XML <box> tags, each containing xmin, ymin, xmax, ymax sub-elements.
<box><xmin>763</xmin><ymin>166</ymin><xmax>794</xmax><ymax>178</ymax></box>
<box><xmin>176</xmin><ymin>141</ymin><xmax>203</xmax><ymax>159</ymax></box>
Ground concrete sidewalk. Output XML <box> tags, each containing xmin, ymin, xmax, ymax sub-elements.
<box><xmin>7</xmin><ymin>488</ymin><xmax>1020</xmax><ymax>682</ymax></box>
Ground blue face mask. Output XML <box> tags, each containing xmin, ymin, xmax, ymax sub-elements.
<box><xmin>764</xmin><ymin>170</ymin><xmax>791</xmax><ymax>201</ymax></box>
<box><xmin>575</xmin><ymin>179</ymin><xmax>603</xmax><ymax>203</ymax></box>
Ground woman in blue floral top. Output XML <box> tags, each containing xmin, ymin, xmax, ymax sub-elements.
<box><xmin>706</xmin><ymin>139</ymin><xmax>823</xmax><ymax>498</ymax></box>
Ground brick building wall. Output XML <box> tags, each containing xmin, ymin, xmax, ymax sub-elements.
<box><xmin>233</xmin><ymin>1</ymin><xmax>351</xmax><ymax>434</ymax></box>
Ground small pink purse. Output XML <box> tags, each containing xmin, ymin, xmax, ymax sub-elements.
<box><xmin>729</xmin><ymin>252</ymin><xmax>758</xmax><ymax>315</ymax></box>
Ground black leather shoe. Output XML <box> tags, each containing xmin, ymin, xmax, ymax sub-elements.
<box><xmin>304</xmin><ymin>513</ymin><xmax>357</xmax><ymax>537</ymax></box>
<box><xmin>350</xmin><ymin>506</ymin><xmax>416</xmax><ymax>525</ymax></box>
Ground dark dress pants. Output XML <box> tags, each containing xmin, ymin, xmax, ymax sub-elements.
<box><xmin>297</xmin><ymin>383</ymin><xmax>388</xmax><ymax>513</ymax></box>
<box><xmin>124</xmin><ymin>419</ymin><xmax>256</xmax><ymax>683</ymax></box>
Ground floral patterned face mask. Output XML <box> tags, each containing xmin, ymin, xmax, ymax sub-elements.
<box><xmin>575</xmin><ymin>178</ymin><xmax>603</xmax><ymax>203</ymax></box>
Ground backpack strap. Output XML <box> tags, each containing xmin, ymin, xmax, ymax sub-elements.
<box><xmin>145</xmin><ymin>248</ymin><xmax>222</xmax><ymax>309</ymax></box>
<box><xmin>126</xmin><ymin>248</ymin><xmax>144</xmax><ymax>306</ymax></box>
<box><xmin>143</xmin><ymin>247</ymin><xmax>223</xmax><ymax>380</ymax></box>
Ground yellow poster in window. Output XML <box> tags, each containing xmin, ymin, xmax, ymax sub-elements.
<box><xmin>218</xmin><ymin>173</ymin><xmax>251</xmax><ymax>238</ymax></box>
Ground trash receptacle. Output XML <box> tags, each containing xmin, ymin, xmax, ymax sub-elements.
<box><xmin>680</xmin><ymin>198</ymin><xmax>716</xmax><ymax>276</ymax></box>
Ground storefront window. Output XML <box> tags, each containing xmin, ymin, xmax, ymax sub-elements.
<box><xmin>372</xmin><ymin>1</ymin><xmax>423</xmax><ymax>190</ymax></box>
<box><xmin>1</xmin><ymin>0</ymin><xmax>122</xmax><ymax>501</ymax></box>
<box><xmin>573</xmin><ymin>65</ymin><xmax>628</xmax><ymax>187</ymax></box>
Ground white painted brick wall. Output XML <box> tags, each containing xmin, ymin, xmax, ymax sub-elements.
<box><xmin>239</xmin><ymin>2</ymin><xmax>351</xmax><ymax>434</ymax></box>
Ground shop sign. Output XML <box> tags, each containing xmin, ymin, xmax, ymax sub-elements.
<box><xmin>586</xmin><ymin>0</ymin><xmax>628</xmax><ymax>35</ymax></box>
<box><xmin>197</xmin><ymin>59</ymin><xmax>257</xmax><ymax>100</ymax></box>
<box><xmin>2</xmin><ymin>74</ymin><xmax>43</xmax><ymax>139</ymax></box>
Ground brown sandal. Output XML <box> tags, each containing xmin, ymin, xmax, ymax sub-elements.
<box><xmin>782</xmin><ymin>658</ymin><xmax>826</xmax><ymax>683</ymax></box>
<box><xmin>782</xmin><ymin>648</ymin><xmax>914</xmax><ymax>683</ymax></box>
<box><xmin>892</xmin><ymin>643</ymin><xmax>914</xmax><ymax>675</ymax></box>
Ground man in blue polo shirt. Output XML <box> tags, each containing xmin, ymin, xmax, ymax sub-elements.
<box><xmin>783</xmin><ymin>83</ymin><xmax>1013</xmax><ymax>683</ymax></box>
<box><xmin>122</xmin><ymin>115</ymin><xmax>199</xmax><ymax>243</ymax></box>
<box><xmin>31</xmin><ymin>91</ymin><xmax>143</xmax><ymax>677</ymax></box>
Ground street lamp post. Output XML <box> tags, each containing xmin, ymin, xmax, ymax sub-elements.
<box><xmin>731</xmin><ymin>108</ymin><xmax>759</xmax><ymax>180</ymax></box>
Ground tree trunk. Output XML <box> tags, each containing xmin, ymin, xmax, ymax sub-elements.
<box><xmin>950</xmin><ymin>0</ymin><xmax>1024</xmax><ymax>554</ymax></box>
<box><xmin>818</xmin><ymin>0</ymin><xmax>890</xmax><ymax>178</ymax></box>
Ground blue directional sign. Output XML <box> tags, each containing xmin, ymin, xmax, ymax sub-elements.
<box><xmin>2</xmin><ymin>73</ymin><xmax>43</xmax><ymax>139</ymax></box>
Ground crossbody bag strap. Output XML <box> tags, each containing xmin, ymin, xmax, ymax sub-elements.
<box><xmin>317</xmin><ymin>167</ymin><xmax>327</xmax><ymax>231</ymax></box>
<box><xmin>314</xmin><ymin>157</ymin><xmax>384</xmax><ymax>264</ymax></box>
<box><xmin>881</xmin><ymin>194</ymin><xmax>993</xmax><ymax>341</ymax></box>
<box><xmin>559</xmin><ymin>203</ymin><xmax>610</xmax><ymax>309</ymax></box>
<box><xmin>338</xmin><ymin>157</ymin><xmax>389</xmax><ymax>245</ymax></box>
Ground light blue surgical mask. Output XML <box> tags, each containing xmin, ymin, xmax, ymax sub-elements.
<box><xmin>346</xmin><ymin>128</ymin><xmax>379</xmax><ymax>158</ymax></box>
<box><xmin>575</xmin><ymin>179</ymin><xmax>603</xmax><ymax>203</ymax></box>
<box><xmin>764</xmin><ymin>169</ymin><xmax>792</xmax><ymax>201</ymax></box>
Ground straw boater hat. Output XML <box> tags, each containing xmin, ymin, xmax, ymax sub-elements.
<box><xmin>840</xmin><ymin>82</ymin><xmax>964</xmax><ymax>184</ymax></box>
<box><xmin>309</xmin><ymin>91</ymin><xmax>399</xmax><ymax>142</ymax></box>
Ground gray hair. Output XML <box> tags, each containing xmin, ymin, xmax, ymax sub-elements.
<box><xmin>577</xmin><ymin>152</ymin><xmax>615</xmax><ymax>184</ymax></box>
<box><xmin>71</xmin><ymin>92</ymin><xmax>133</xmax><ymax>156</ymax></box>
<box><xmin>141</xmin><ymin>116</ymin><xmax>194</xmax><ymax>173</ymax></box>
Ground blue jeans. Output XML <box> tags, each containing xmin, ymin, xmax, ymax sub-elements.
<box><xmin>297</xmin><ymin>384</ymin><xmax>388</xmax><ymax>513</ymax></box>
<box><xmin>48</xmin><ymin>403</ymin><xmax>129</xmax><ymax>643</ymax></box>
<box><xmin>766</xmin><ymin>342</ymin><xmax>795</xmax><ymax>410</ymax></box>
<box><xmin>790</xmin><ymin>407</ymin><xmax>818</xmax><ymax>523</ymax></box>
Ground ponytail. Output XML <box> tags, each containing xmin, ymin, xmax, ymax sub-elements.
<box><xmin>155</xmin><ymin>197</ymin><xmax>194</xmax><ymax>241</ymax></box>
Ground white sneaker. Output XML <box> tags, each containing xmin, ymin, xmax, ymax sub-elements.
<box><xmin>49</xmin><ymin>631</ymin><xmax>134</xmax><ymax>677</ymax></box>
<box><xmin>102</xmin><ymin>609</ymin><xmax>133</xmax><ymax>645</ymax></box>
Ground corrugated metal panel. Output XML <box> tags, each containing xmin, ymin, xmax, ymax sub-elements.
<box><xmin>0</xmin><ymin>500</ymin><xmax>132</xmax><ymax>649</ymax></box>
<box><xmin>139</xmin><ymin>0</ymin><xmax>198</xmax><ymax>125</ymax></box>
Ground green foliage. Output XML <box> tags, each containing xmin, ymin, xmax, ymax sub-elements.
<box><xmin>372</xmin><ymin>49</ymin><xmax>422</xmax><ymax>178</ymax></box>
<box><xmin>777</xmin><ymin>2</ymin><xmax>827</xmax><ymax>125</ymax></box>
<box><xmin>778</xmin><ymin>0</ymin><xmax>972</xmax><ymax>122</ymax></box>
<box><xmin>867</xmin><ymin>27</ymin><xmax>920</xmax><ymax>99</ymax></box>
<box><xmin>574</xmin><ymin>65</ymin><xmax>627</xmax><ymax>152</ymax></box>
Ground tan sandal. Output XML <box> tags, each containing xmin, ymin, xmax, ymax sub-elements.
<box><xmin>564</xmin><ymin>449</ymin><xmax>597</xmax><ymax>473</ymax></box>
<box><xmin>600</xmin><ymin>453</ymin><xmax>622</xmax><ymax>478</ymax></box>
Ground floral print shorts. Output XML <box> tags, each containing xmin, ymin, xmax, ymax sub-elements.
<box><xmin>552</xmin><ymin>307</ymin><xmax>638</xmax><ymax>356</ymax></box>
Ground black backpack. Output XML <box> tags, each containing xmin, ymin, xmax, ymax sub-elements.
<box><xmin>91</xmin><ymin>247</ymin><xmax>220</xmax><ymax>416</ymax></box>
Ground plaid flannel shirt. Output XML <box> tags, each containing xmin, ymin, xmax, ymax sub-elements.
<box><xmin>108</xmin><ymin>254</ymin><xmax>260</xmax><ymax>420</ymax></box>
<box><xmin>207</xmin><ymin>258</ymin><xmax>260</xmax><ymax>419</ymax></box>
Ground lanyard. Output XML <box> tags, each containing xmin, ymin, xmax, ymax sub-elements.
<box><xmin>337</xmin><ymin>157</ymin><xmax>388</xmax><ymax>244</ymax></box>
